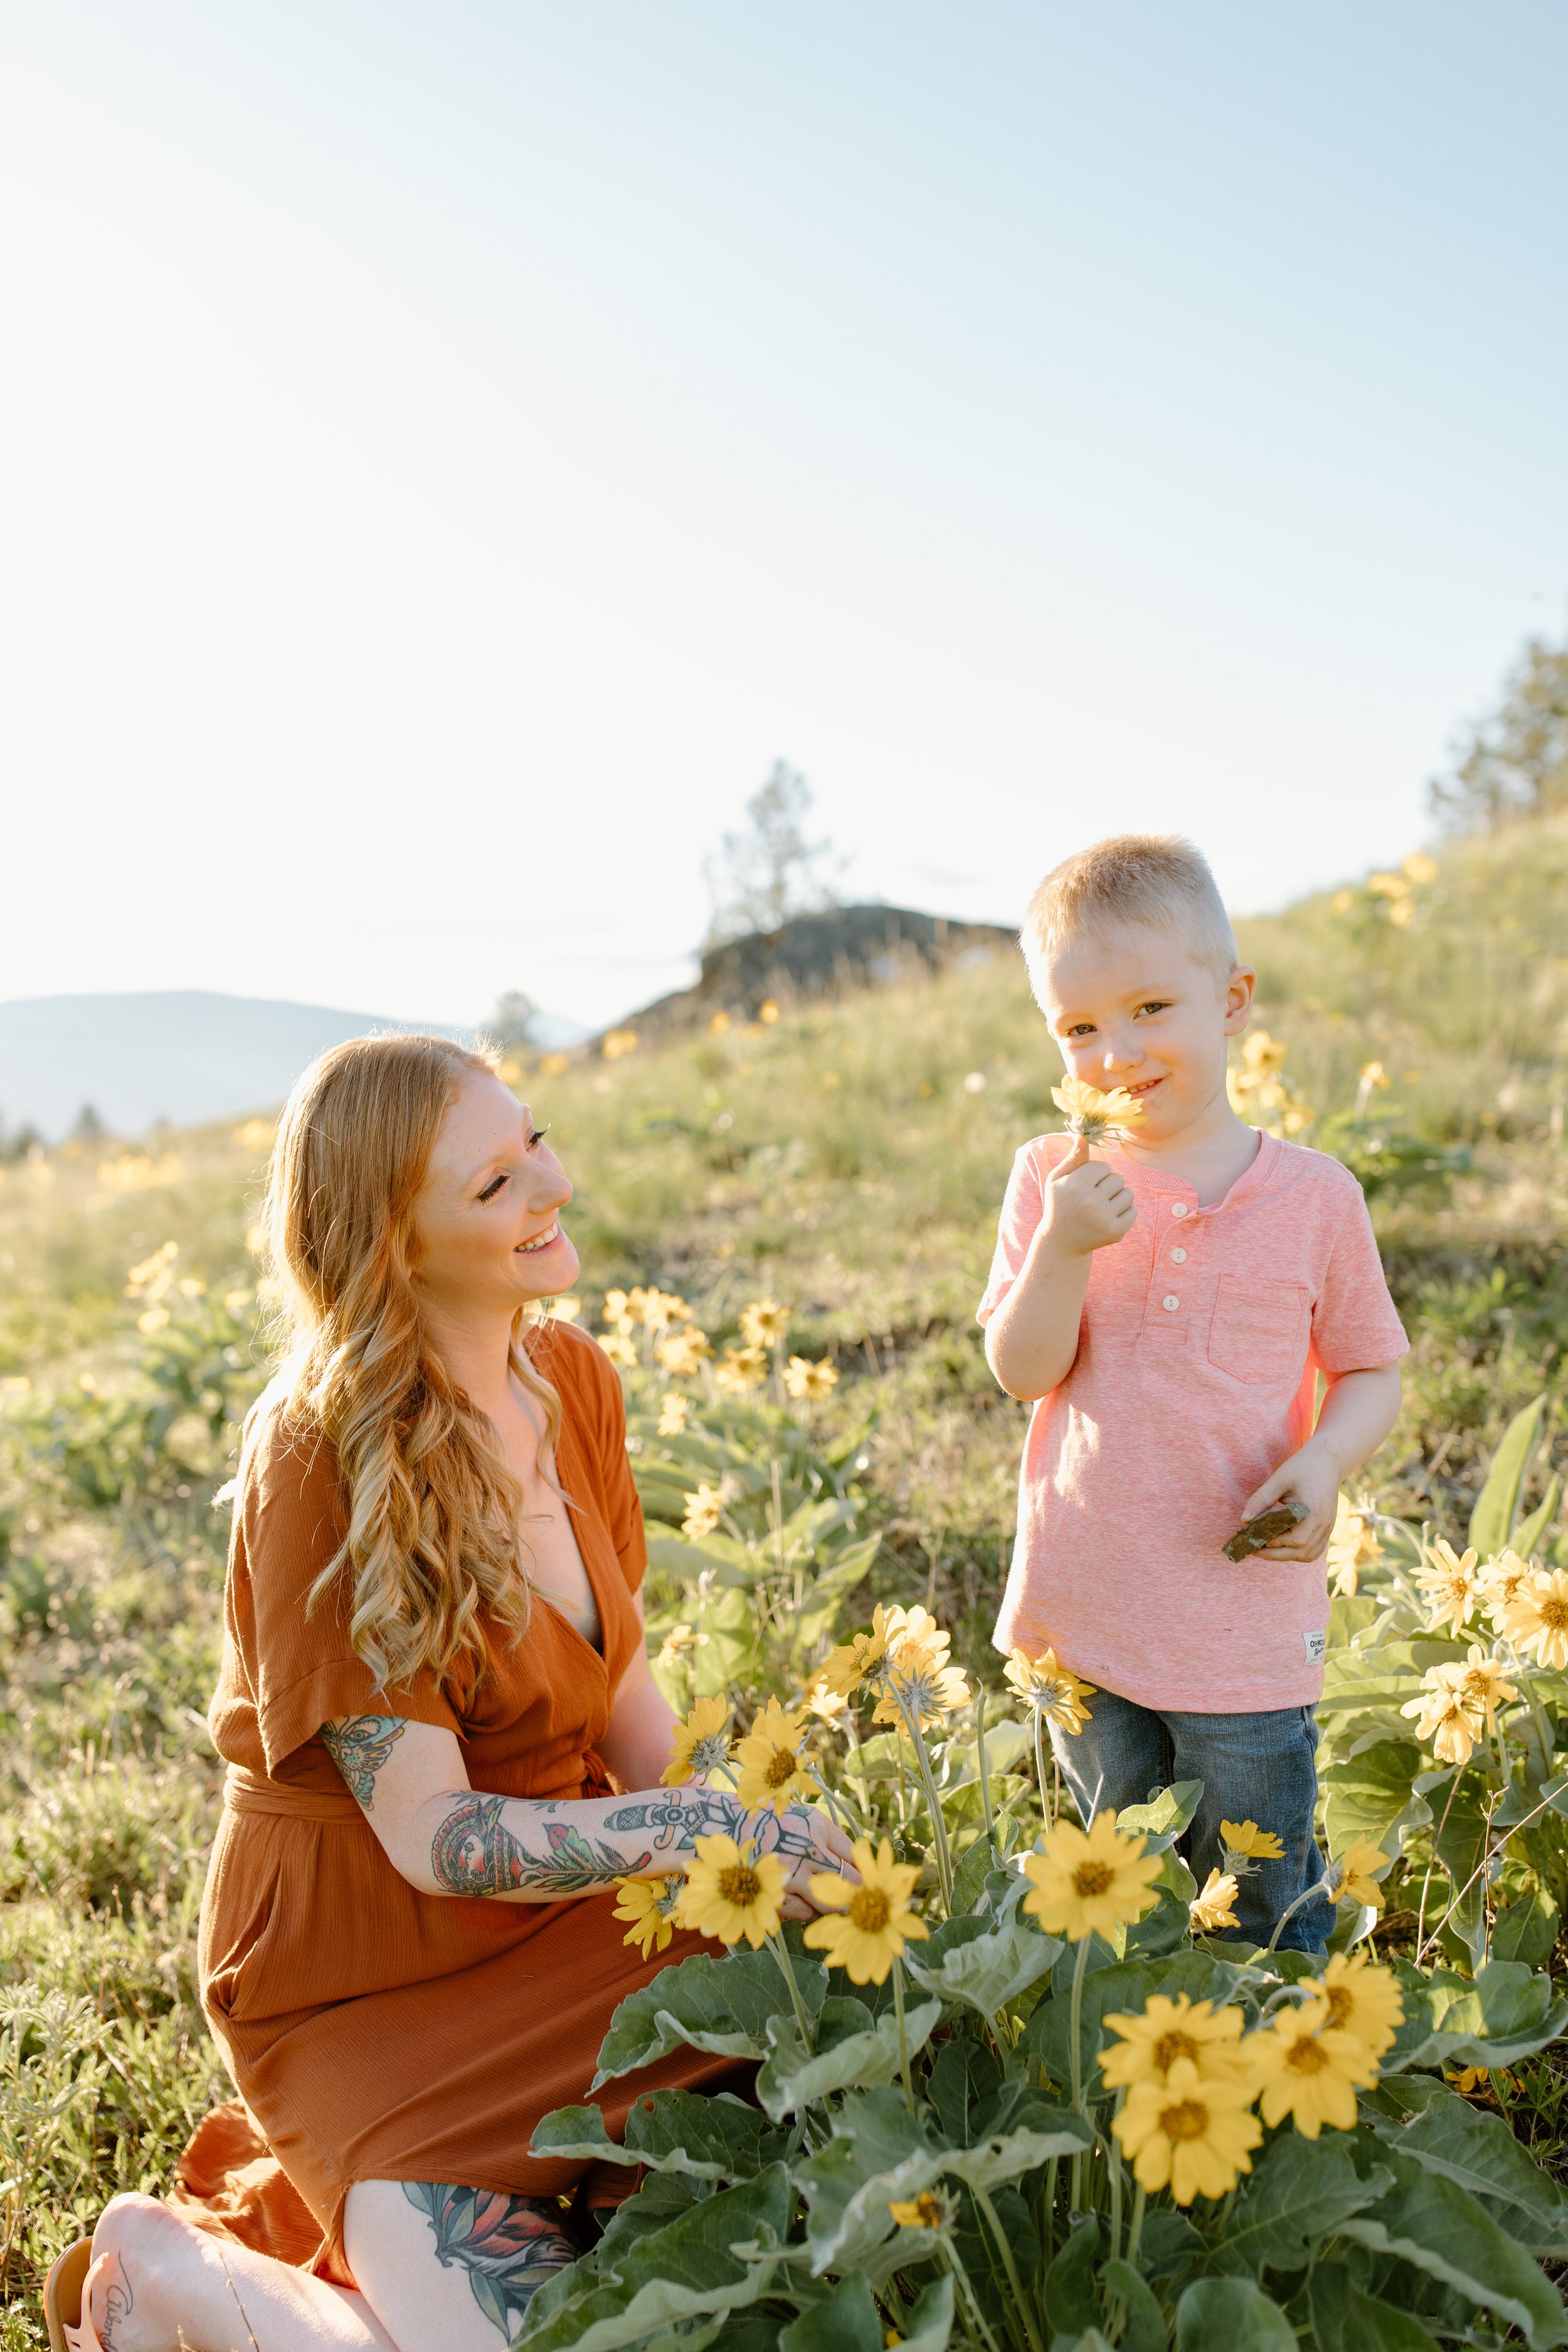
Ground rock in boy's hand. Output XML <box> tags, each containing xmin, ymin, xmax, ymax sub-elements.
<box><xmin>1041</xmin><ymin>1135</ymin><xmax>1136</xmax><ymax>1258</ymax></box>
<box><xmin>1239</xmin><ymin>1446</ymin><xmax>1340</xmax><ymax>1561</ymax></box>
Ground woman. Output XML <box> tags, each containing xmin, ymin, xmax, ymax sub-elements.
<box><xmin>57</xmin><ymin>1034</ymin><xmax>853</xmax><ymax>2352</ymax></box>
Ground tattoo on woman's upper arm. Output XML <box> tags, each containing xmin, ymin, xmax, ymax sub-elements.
<box><xmin>320</xmin><ymin>1714</ymin><xmax>407</xmax><ymax>1809</ymax></box>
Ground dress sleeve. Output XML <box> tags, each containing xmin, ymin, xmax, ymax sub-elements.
<box><xmin>236</xmin><ymin>1407</ymin><xmax>462</xmax><ymax>1776</ymax></box>
<box><xmin>1311</xmin><ymin>1183</ymin><xmax>1411</xmax><ymax>1377</ymax></box>
<box><xmin>977</xmin><ymin>1140</ymin><xmax>1049</xmax><ymax>1326</ymax></box>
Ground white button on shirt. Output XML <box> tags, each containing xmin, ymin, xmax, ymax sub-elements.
<box><xmin>1162</xmin><ymin>1295</ymin><xmax>1180</xmax><ymax>1311</ymax></box>
<box><xmin>1170</xmin><ymin>1202</ymin><xmax>1189</xmax><ymax>1217</ymax></box>
<box><xmin>1171</xmin><ymin>1248</ymin><xmax>1187</xmax><ymax>1263</ymax></box>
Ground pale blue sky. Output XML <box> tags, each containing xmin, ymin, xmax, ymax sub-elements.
<box><xmin>3</xmin><ymin>4</ymin><xmax>1565</xmax><ymax>1025</ymax></box>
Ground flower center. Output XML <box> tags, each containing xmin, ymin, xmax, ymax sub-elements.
<box><xmin>911</xmin><ymin>2193</ymin><xmax>943</xmax><ymax>2227</ymax></box>
<box><xmin>1158</xmin><ymin>2099</ymin><xmax>1209</xmax><ymax>2142</ymax></box>
<box><xmin>849</xmin><ymin>1887</ymin><xmax>893</xmax><ymax>1934</ymax></box>
<box><xmin>718</xmin><ymin>1864</ymin><xmax>763</xmax><ymax>1906</ymax></box>
<box><xmin>692</xmin><ymin>1736</ymin><xmax>729</xmax><ymax>1772</ymax></box>
<box><xmin>1541</xmin><ymin>1599</ymin><xmax>1568</xmax><ymax>1632</ymax></box>
<box><xmin>1153</xmin><ymin>2030</ymin><xmax>1200</xmax><ymax>2070</ymax></box>
<box><xmin>1073</xmin><ymin>1862</ymin><xmax>1114</xmax><ymax>1897</ymax></box>
<box><xmin>1286</xmin><ymin>2032</ymin><xmax>1330</xmax><ymax>2074</ymax></box>
<box><xmin>764</xmin><ymin>1749</ymin><xmax>800</xmax><ymax>1789</ymax></box>
<box><xmin>1323</xmin><ymin>1987</ymin><xmax>1351</xmax><ymax>2027</ymax></box>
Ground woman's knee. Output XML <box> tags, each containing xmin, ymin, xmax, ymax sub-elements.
<box><xmin>93</xmin><ymin>2193</ymin><xmax>195</xmax><ymax>2264</ymax></box>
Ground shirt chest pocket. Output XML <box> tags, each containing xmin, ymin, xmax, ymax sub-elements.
<box><xmin>1207</xmin><ymin>1274</ymin><xmax>1310</xmax><ymax>1384</ymax></box>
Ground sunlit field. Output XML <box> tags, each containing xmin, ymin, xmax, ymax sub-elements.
<box><xmin>6</xmin><ymin>818</ymin><xmax>1568</xmax><ymax>2343</ymax></box>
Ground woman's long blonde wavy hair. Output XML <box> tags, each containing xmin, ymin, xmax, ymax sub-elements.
<box><xmin>260</xmin><ymin>1032</ymin><xmax>560</xmax><ymax>1692</ymax></box>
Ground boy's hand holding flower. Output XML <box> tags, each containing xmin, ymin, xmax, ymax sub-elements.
<box><xmin>1039</xmin><ymin>1135</ymin><xmax>1137</xmax><ymax>1259</ymax></box>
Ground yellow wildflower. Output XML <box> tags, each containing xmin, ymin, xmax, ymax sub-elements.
<box><xmin>1002</xmin><ymin>1646</ymin><xmax>1096</xmax><ymax>1734</ymax></box>
<box><xmin>1240</xmin><ymin>1030</ymin><xmax>1288</xmax><ymax>1079</ymax></box>
<box><xmin>716</xmin><ymin>1345</ymin><xmax>769</xmax><ymax>1395</ymax></box>
<box><xmin>661</xmin><ymin>1696</ymin><xmax>732</xmax><ymax>1786</ymax></box>
<box><xmin>1328</xmin><ymin>1500</ymin><xmax>1382</xmax><ymax>1597</ymax></box>
<box><xmin>1113</xmin><ymin>2057</ymin><xmax>1263</xmax><ymax>2204</ymax></box>
<box><xmin>1414</xmin><ymin>1539</ymin><xmax>1481</xmax><ymax>1636</ymax></box>
<box><xmin>612</xmin><ymin>1874</ymin><xmax>686</xmax><ymax>1961</ymax></box>
<box><xmin>1402</xmin><ymin>852</ymin><xmax>1438</xmax><ymax>884</ymax></box>
<box><xmin>800</xmin><ymin>1679</ymin><xmax>848</xmax><ymax>1723</ymax></box>
<box><xmin>654</xmin><ymin>1623</ymin><xmax>700</xmax><ymax>1673</ymax></box>
<box><xmin>1249</xmin><ymin>2007</ymin><xmax>1379</xmax><ymax>2136</ymax></box>
<box><xmin>1305</xmin><ymin>1953</ymin><xmax>1404</xmax><ymax>2059</ymax></box>
<box><xmin>887</xmin><ymin>2187</ymin><xmax>956</xmax><ymax>2235</ymax></box>
<box><xmin>137</xmin><ymin>1306</ymin><xmax>171</xmax><ymax>1334</ymax></box>
<box><xmin>681</xmin><ymin>1483</ymin><xmax>726</xmax><ymax>1539</ymax></box>
<box><xmin>783</xmin><ymin>1355</ymin><xmax>839</xmax><ymax>1402</ymax></box>
<box><xmin>1401</xmin><ymin>1676</ymin><xmax>1478</xmax><ymax>1764</ymax></box>
<box><xmin>1499</xmin><ymin>1569</ymin><xmax>1568</xmax><ymax>1671</ymax></box>
<box><xmin>1100</xmin><ymin>1994</ymin><xmax>1248</xmax><ymax>2089</ymax></box>
<box><xmin>1328</xmin><ymin>1840</ymin><xmax>1391</xmax><ymax>1911</ymax></box>
<box><xmin>601</xmin><ymin>1289</ymin><xmax>635</xmax><ymax>1333</ymax></box>
<box><xmin>739</xmin><ymin>1298</ymin><xmax>791</xmax><ymax>1350</ymax></box>
<box><xmin>1189</xmin><ymin>1871</ymin><xmax>1240</xmax><ymax>1932</ymax></box>
<box><xmin>733</xmin><ymin>1698</ymin><xmax>815</xmax><ymax>1814</ymax></box>
<box><xmin>657</xmin><ymin>1392</ymin><xmax>691</xmax><ymax>1436</ymax></box>
<box><xmin>1051</xmin><ymin>1074</ymin><xmax>1145</xmax><ymax>1144</ymax></box>
<box><xmin>1021</xmin><ymin>1811</ymin><xmax>1162</xmax><ymax>1944</ymax></box>
<box><xmin>655</xmin><ymin>1328</ymin><xmax>712</xmax><ymax>1379</ymax></box>
<box><xmin>675</xmin><ymin>1835</ymin><xmax>787</xmax><ymax>1948</ymax></box>
<box><xmin>598</xmin><ymin>1330</ymin><xmax>638</xmax><ymax>1370</ymax></box>
<box><xmin>1432</xmin><ymin>1646</ymin><xmax>1518</xmax><ymax>1729</ymax></box>
<box><xmin>222</xmin><ymin>1287</ymin><xmax>255</xmax><ymax>1315</ymax></box>
<box><xmin>1480</xmin><ymin>1547</ymin><xmax>1535</xmax><ymax>1626</ymax></box>
<box><xmin>874</xmin><ymin>1611</ymin><xmax>970</xmax><ymax>1730</ymax></box>
<box><xmin>819</xmin><ymin>1613</ymin><xmax>895</xmax><ymax>1703</ymax></box>
<box><xmin>805</xmin><ymin>1838</ymin><xmax>929</xmax><ymax>1984</ymax></box>
<box><xmin>1219</xmin><ymin>1821</ymin><xmax>1284</xmax><ymax>1877</ymax></box>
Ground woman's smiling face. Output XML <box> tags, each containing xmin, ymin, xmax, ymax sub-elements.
<box><xmin>413</xmin><ymin>1068</ymin><xmax>578</xmax><ymax>1321</ymax></box>
<box><xmin>1036</xmin><ymin>921</ymin><xmax>1254</xmax><ymax>1142</ymax></box>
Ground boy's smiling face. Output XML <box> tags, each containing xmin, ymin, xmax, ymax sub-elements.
<box><xmin>1034</xmin><ymin>920</ymin><xmax>1256</xmax><ymax>1145</ymax></box>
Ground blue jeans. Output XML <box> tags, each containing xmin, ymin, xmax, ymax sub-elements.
<box><xmin>1049</xmin><ymin>1688</ymin><xmax>1330</xmax><ymax>1956</ymax></box>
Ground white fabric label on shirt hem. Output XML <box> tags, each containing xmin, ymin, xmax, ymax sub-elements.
<box><xmin>1303</xmin><ymin>1629</ymin><xmax>1327</xmax><ymax>1665</ymax></box>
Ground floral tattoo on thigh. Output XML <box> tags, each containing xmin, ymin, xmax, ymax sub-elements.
<box><xmin>403</xmin><ymin>2181</ymin><xmax>575</xmax><ymax>2335</ymax></box>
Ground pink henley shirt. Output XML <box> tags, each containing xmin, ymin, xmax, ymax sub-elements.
<box><xmin>977</xmin><ymin>1130</ymin><xmax>1409</xmax><ymax>1712</ymax></box>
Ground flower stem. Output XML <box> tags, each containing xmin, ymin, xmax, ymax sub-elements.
<box><xmin>892</xmin><ymin>1956</ymin><xmax>914</xmax><ymax>2112</ymax></box>
<box><xmin>1125</xmin><ymin>2182</ymin><xmax>1147</xmax><ymax>2269</ymax></box>
<box><xmin>769</xmin><ymin>1929</ymin><xmax>815</xmax><ymax>2054</ymax></box>
<box><xmin>946</xmin><ymin>2242</ymin><xmax>1005</xmax><ymax>2352</ymax></box>
<box><xmin>1068</xmin><ymin>1932</ymin><xmax>1091</xmax><ymax>2212</ymax></box>
<box><xmin>1032</xmin><ymin>1708</ymin><xmax>1050</xmax><ymax>1832</ymax></box>
<box><xmin>1417</xmin><ymin>1761</ymin><xmax>1466</xmax><ymax>1957</ymax></box>
<box><xmin>908</xmin><ymin>1707</ymin><xmax>955</xmax><ymax>1917</ymax></box>
<box><xmin>1265</xmin><ymin>1870</ymin><xmax>1333</xmax><ymax>1953</ymax></box>
<box><xmin>973</xmin><ymin>2183</ymin><xmax>1044</xmax><ymax>2352</ymax></box>
<box><xmin>976</xmin><ymin>1686</ymin><xmax>995</xmax><ymax>1849</ymax></box>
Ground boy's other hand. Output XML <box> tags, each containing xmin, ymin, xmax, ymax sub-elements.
<box><xmin>1042</xmin><ymin>1137</ymin><xmax>1136</xmax><ymax>1257</ymax></box>
<box><xmin>1239</xmin><ymin>1445</ymin><xmax>1339</xmax><ymax>1561</ymax></box>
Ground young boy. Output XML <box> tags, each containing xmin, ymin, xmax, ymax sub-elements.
<box><xmin>980</xmin><ymin>835</ymin><xmax>1407</xmax><ymax>1952</ymax></box>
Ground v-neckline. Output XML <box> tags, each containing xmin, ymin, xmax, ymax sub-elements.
<box><xmin>533</xmin><ymin>1409</ymin><xmax>609</xmax><ymax>1670</ymax></box>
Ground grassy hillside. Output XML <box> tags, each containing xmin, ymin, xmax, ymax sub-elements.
<box><xmin>5</xmin><ymin>817</ymin><xmax>1568</xmax><ymax>2332</ymax></box>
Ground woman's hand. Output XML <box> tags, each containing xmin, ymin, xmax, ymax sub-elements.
<box><xmin>747</xmin><ymin>1799</ymin><xmax>861</xmax><ymax>1920</ymax></box>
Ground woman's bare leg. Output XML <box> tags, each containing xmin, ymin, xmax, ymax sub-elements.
<box><xmin>343</xmin><ymin>2180</ymin><xmax>576</xmax><ymax>2351</ymax></box>
<box><xmin>77</xmin><ymin>2195</ymin><xmax>396</xmax><ymax>2351</ymax></box>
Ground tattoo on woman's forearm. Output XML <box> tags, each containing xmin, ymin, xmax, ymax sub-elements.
<box><xmin>602</xmin><ymin>1791</ymin><xmax>820</xmax><ymax>1862</ymax></box>
<box><xmin>403</xmin><ymin>2182</ymin><xmax>574</xmax><ymax>2336</ymax></box>
<box><xmin>430</xmin><ymin>1793</ymin><xmax>650</xmax><ymax>1895</ymax></box>
<box><xmin>320</xmin><ymin>1714</ymin><xmax>406</xmax><ymax>1809</ymax></box>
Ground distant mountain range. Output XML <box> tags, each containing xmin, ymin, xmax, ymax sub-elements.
<box><xmin>0</xmin><ymin>992</ymin><xmax>587</xmax><ymax>1142</ymax></box>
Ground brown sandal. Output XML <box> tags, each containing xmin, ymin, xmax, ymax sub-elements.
<box><xmin>41</xmin><ymin>2238</ymin><xmax>95</xmax><ymax>2352</ymax></box>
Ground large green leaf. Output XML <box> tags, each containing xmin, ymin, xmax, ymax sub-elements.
<box><xmin>1470</xmin><ymin>1393</ymin><xmax>1547</xmax><ymax>1557</ymax></box>
<box><xmin>530</xmin><ymin>2089</ymin><xmax>780</xmax><ymax>2182</ymax></box>
<box><xmin>511</xmin><ymin>2165</ymin><xmax>792</xmax><ymax>2351</ymax></box>
<box><xmin>1492</xmin><ymin>1885</ymin><xmax>1560</xmax><ymax>1966</ymax></box>
<box><xmin>1116</xmin><ymin>1780</ymin><xmax>1205</xmax><ymax>1839</ymax></box>
<box><xmin>1340</xmin><ymin>2148</ymin><xmax>1568</xmax><ymax>2348</ymax></box>
<box><xmin>796</xmin><ymin>2085</ymin><xmax>935</xmax><ymax>2271</ymax></box>
<box><xmin>591</xmin><ymin>1946</ymin><xmax>827</xmax><ymax>2087</ymax></box>
<box><xmin>942</xmin><ymin>2113</ymin><xmax>1094</xmax><ymax>2193</ymax></box>
<box><xmin>887</xmin><ymin>2275</ymin><xmax>955</xmax><ymax>2352</ymax></box>
<box><xmin>1318</xmin><ymin>1639</ymin><xmax>1465</xmax><ymax>1717</ymax></box>
<box><xmin>756</xmin><ymin>1993</ymin><xmax>942</xmax><ymax>2119</ymax></box>
<box><xmin>1099</xmin><ymin>2258</ymin><xmax>1169</xmax><ymax>2352</ymax></box>
<box><xmin>1514</xmin><ymin>1473</ymin><xmax>1563</xmax><ymax>1562</ymax></box>
<box><xmin>1380</xmin><ymin>1956</ymin><xmax>1568</xmax><ymax>2074</ymax></box>
<box><xmin>904</xmin><ymin>1913</ymin><xmax>1059</xmax><ymax>2017</ymax></box>
<box><xmin>1041</xmin><ymin>2217</ymin><xmax>1101</xmax><ymax>2338</ymax></box>
<box><xmin>1306</xmin><ymin>2262</ymin><xmax>1441</xmax><ymax>2350</ymax></box>
<box><xmin>927</xmin><ymin>2032</ymin><xmax>1003</xmax><ymax>2148</ymax></box>
<box><xmin>779</xmin><ymin>2271</ymin><xmax>881</xmax><ymax>2352</ymax></box>
<box><xmin>1174</xmin><ymin>2277</ymin><xmax>1295</xmax><ymax>2351</ymax></box>
<box><xmin>1320</xmin><ymin>1741</ymin><xmax>1431</xmax><ymax>1861</ymax></box>
<box><xmin>1364</xmin><ymin>2074</ymin><xmax>1568</xmax><ymax>2254</ymax></box>
<box><xmin>1205</xmin><ymin>2129</ymin><xmax>1389</xmax><ymax>2277</ymax></box>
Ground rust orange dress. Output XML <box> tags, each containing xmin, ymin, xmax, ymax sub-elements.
<box><xmin>198</xmin><ymin>1320</ymin><xmax>732</xmax><ymax>2269</ymax></box>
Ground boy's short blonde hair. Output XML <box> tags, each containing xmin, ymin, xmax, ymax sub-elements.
<box><xmin>1022</xmin><ymin>834</ymin><xmax>1240</xmax><ymax>988</ymax></box>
